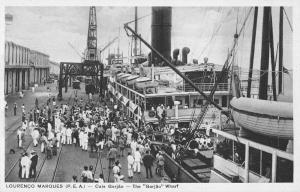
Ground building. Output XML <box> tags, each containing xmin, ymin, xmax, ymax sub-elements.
<box><xmin>4</xmin><ymin>41</ymin><xmax>50</xmax><ymax>95</ymax></box>
<box><xmin>49</xmin><ymin>61</ymin><xmax>60</xmax><ymax>75</ymax></box>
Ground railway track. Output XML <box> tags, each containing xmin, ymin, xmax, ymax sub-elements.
<box><xmin>5</xmin><ymin>91</ymin><xmax>74</xmax><ymax>182</ymax></box>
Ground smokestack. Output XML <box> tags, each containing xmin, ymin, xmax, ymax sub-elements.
<box><xmin>192</xmin><ymin>59</ymin><xmax>198</xmax><ymax>64</ymax></box>
<box><xmin>182</xmin><ymin>47</ymin><xmax>190</xmax><ymax>64</ymax></box>
<box><xmin>173</xmin><ymin>49</ymin><xmax>180</xmax><ymax>60</ymax></box>
<box><xmin>151</xmin><ymin>7</ymin><xmax>172</xmax><ymax>66</ymax></box>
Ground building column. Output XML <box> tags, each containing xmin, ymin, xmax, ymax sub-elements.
<box><xmin>11</xmin><ymin>70</ymin><xmax>14</xmax><ymax>94</ymax></box>
<box><xmin>271</xmin><ymin>151</ymin><xmax>277</xmax><ymax>183</ymax></box>
<box><xmin>18</xmin><ymin>69</ymin><xmax>21</xmax><ymax>91</ymax></box>
<box><xmin>244</xmin><ymin>142</ymin><xmax>249</xmax><ymax>182</ymax></box>
<box><xmin>5</xmin><ymin>70</ymin><xmax>8</xmax><ymax>95</ymax></box>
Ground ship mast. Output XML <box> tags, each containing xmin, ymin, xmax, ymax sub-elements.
<box><xmin>247</xmin><ymin>7</ymin><xmax>258</xmax><ymax>98</ymax></box>
<box><xmin>278</xmin><ymin>7</ymin><xmax>284</xmax><ymax>94</ymax></box>
<box><xmin>258</xmin><ymin>7</ymin><xmax>271</xmax><ymax>100</ymax></box>
<box><xmin>269</xmin><ymin>9</ymin><xmax>277</xmax><ymax>101</ymax></box>
<box><xmin>134</xmin><ymin>7</ymin><xmax>138</xmax><ymax>58</ymax></box>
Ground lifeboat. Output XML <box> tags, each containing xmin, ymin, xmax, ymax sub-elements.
<box><xmin>119</xmin><ymin>74</ymin><xmax>131</xmax><ymax>83</ymax></box>
<box><xmin>116</xmin><ymin>73</ymin><xmax>130</xmax><ymax>82</ymax></box>
<box><xmin>116</xmin><ymin>72</ymin><xmax>125</xmax><ymax>79</ymax></box>
<box><xmin>135</xmin><ymin>79</ymin><xmax>159</xmax><ymax>90</ymax></box>
<box><xmin>126</xmin><ymin>75</ymin><xmax>140</xmax><ymax>86</ymax></box>
<box><xmin>230</xmin><ymin>97</ymin><xmax>293</xmax><ymax>139</ymax></box>
<box><xmin>134</xmin><ymin>77</ymin><xmax>151</xmax><ymax>89</ymax></box>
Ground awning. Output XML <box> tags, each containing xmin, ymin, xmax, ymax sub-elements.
<box><xmin>129</xmin><ymin>101</ymin><xmax>138</xmax><ymax>113</ymax></box>
<box><xmin>116</xmin><ymin>92</ymin><xmax>123</xmax><ymax>100</ymax></box>
<box><xmin>108</xmin><ymin>84</ymin><xmax>112</xmax><ymax>91</ymax></box>
<box><xmin>122</xmin><ymin>97</ymin><xmax>129</xmax><ymax>106</ymax></box>
<box><xmin>111</xmin><ymin>87</ymin><xmax>115</xmax><ymax>94</ymax></box>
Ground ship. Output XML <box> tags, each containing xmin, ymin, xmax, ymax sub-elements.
<box><xmin>106</xmin><ymin>6</ymin><xmax>293</xmax><ymax>183</ymax></box>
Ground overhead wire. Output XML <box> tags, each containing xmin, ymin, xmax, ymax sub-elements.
<box><xmin>198</xmin><ymin>8</ymin><xmax>225</xmax><ymax>59</ymax></box>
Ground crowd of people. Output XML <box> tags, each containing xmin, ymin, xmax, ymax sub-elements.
<box><xmin>14</xmin><ymin>91</ymin><xmax>168</xmax><ymax>182</ymax></box>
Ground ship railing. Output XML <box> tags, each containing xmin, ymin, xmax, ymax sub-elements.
<box><xmin>184</xmin><ymin>83</ymin><xmax>229</xmax><ymax>92</ymax></box>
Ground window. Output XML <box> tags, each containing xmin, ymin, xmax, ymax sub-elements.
<box><xmin>146</xmin><ymin>97</ymin><xmax>165</xmax><ymax>110</ymax></box>
<box><xmin>276</xmin><ymin>157</ymin><xmax>293</xmax><ymax>182</ymax></box>
<box><xmin>222</xmin><ymin>95</ymin><xmax>227</xmax><ymax>107</ymax></box>
<box><xmin>233</xmin><ymin>141</ymin><xmax>245</xmax><ymax>166</ymax></box>
<box><xmin>185</xmin><ymin>96</ymin><xmax>189</xmax><ymax>107</ymax></box>
<box><xmin>249</xmin><ymin>147</ymin><xmax>261</xmax><ymax>175</ymax></box>
<box><xmin>261</xmin><ymin>151</ymin><xmax>272</xmax><ymax>178</ymax></box>
<box><xmin>215</xmin><ymin>139</ymin><xmax>233</xmax><ymax>161</ymax></box>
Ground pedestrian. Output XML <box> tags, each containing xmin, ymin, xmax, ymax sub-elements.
<box><xmin>107</xmin><ymin>145</ymin><xmax>118</xmax><ymax>168</ymax></box>
<box><xmin>17</xmin><ymin>128</ymin><xmax>24</xmax><ymax>148</ymax></box>
<box><xmin>133</xmin><ymin>148</ymin><xmax>141</xmax><ymax>174</ymax></box>
<box><xmin>32</xmin><ymin>128</ymin><xmax>40</xmax><ymax>147</ymax></box>
<box><xmin>52</xmin><ymin>97</ymin><xmax>56</xmax><ymax>106</ymax></box>
<box><xmin>29</xmin><ymin>150</ymin><xmax>38</xmax><ymax>178</ymax></box>
<box><xmin>89</xmin><ymin>133</ymin><xmax>96</xmax><ymax>153</ymax></box>
<box><xmin>156</xmin><ymin>151</ymin><xmax>165</xmax><ymax>177</ymax></box>
<box><xmin>79</xmin><ymin>129</ymin><xmax>84</xmax><ymax>147</ymax></box>
<box><xmin>82</xmin><ymin>132</ymin><xmax>88</xmax><ymax>151</ymax></box>
<box><xmin>87</xmin><ymin>165</ymin><xmax>94</xmax><ymax>182</ymax></box>
<box><xmin>127</xmin><ymin>152</ymin><xmax>134</xmax><ymax>179</ymax></box>
<box><xmin>112</xmin><ymin>161</ymin><xmax>121</xmax><ymax>182</ymax></box>
<box><xmin>89</xmin><ymin>92</ymin><xmax>93</xmax><ymax>101</ymax></box>
<box><xmin>18</xmin><ymin>153</ymin><xmax>23</xmax><ymax>178</ymax></box>
<box><xmin>73</xmin><ymin>128</ymin><xmax>79</xmax><ymax>146</ymax></box>
<box><xmin>35</xmin><ymin>98</ymin><xmax>39</xmax><ymax>108</ymax></box>
<box><xmin>142</xmin><ymin>150</ymin><xmax>155</xmax><ymax>179</ymax></box>
<box><xmin>61</xmin><ymin>124</ymin><xmax>66</xmax><ymax>145</ymax></box>
<box><xmin>119</xmin><ymin>136</ymin><xmax>125</xmax><ymax>157</ymax></box>
<box><xmin>56</xmin><ymin>130</ymin><xmax>61</xmax><ymax>148</ymax></box>
<box><xmin>13</xmin><ymin>102</ymin><xmax>17</xmax><ymax>116</ymax></box>
<box><xmin>80</xmin><ymin>166</ymin><xmax>88</xmax><ymax>182</ymax></box>
<box><xmin>20</xmin><ymin>152</ymin><xmax>31</xmax><ymax>179</ymax></box>
<box><xmin>71</xmin><ymin>175</ymin><xmax>78</xmax><ymax>182</ymax></box>
<box><xmin>21</xmin><ymin>104</ymin><xmax>25</xmax><ymax>114</ymax></box>
<box><xmin>105</xmin><ymin>139</ymin><xmax>114</xmax><ymax>150</ymax></box>
<box><xmin>130</xmin><ymin>140</ymin><xmax>137</xmax><ymax>157</ymax></box>
<box><xmin>95</xmin><ymin>174</ymin><xmax>104</xmax><ymax>183</ymax></box>
<box><xmin>40</xmin><ymin>134</ymin><xmax>47</xmax><ymax>153</ymax></box>
<box><xmin>66</xmin><ymin>127</ymin><xmax>72</xmax><ymax>145</ymax></box>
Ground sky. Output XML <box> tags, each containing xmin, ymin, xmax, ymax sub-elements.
<box><xmin>5</xmin><ymin>6</ymin><xmax>293</xmax><ymax>72</ymax></box>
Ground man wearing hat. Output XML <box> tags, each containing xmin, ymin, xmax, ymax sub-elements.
<box><xmin>112</xmin><ymin>161</ymin><xmax>121</xmax><ymax>182</ymax></box>
<box><xmin>29</xmin><ymin>150</ymin><xmax>38</xmax><ymax>178</ymax></box>
<box><xmin>20</xmin><ymin>152</ymin><xmax>31</xmax><ymax>179</ymax></box>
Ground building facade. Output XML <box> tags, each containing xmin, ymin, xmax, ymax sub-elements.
<box><xmin>49</xmin><ymin>61</ymin><xmax>60</xmax><ymax>75</ymax></box>
<box><xmin>4</xmin><ymin>41</ymin><xmax>50</xmax><ymax>95</ymax></box>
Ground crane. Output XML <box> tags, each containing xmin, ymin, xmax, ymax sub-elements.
<box><xmin>68</xmin><ymin>42</ymin><xmax>84</xmax><ymax>61</ymax></box>
<box><xmin>98</xmin><ymin>37</ymin><xmax>119</xmax><ymax>62</ymax></box>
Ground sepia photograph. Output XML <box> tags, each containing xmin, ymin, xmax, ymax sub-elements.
<box><xmin>2</xmin><ymin>2</ymin><xmax>295</xmax><ymax>188</ymax></box>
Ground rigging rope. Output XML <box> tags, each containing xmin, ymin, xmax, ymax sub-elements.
<box><xmin>124</xmin><ymin>12</ymin><xmax>151</xmax><ymax>26</ymax></box>
<box><xmin>283</xmin><ymin>7</ymin><xmax>293</xmax><ymax>32</ymax></box>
